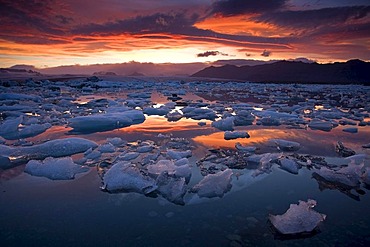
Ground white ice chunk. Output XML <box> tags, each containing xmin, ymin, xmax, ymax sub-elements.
<box><xmin>269</xmin><ymin>199</ymin><xmax>326</xmax><ymax>235</ymax></box>
<box><xmin>191</xmin><ymin>169</ymin><xmax>233</xmax><ymax>198</ymax></box>
<box><xmin>211</xmin><ymin>117</ymin><xmax>235</xmax><ymax>131</ymax></box>
<box><xmin>314</xmin><ymin>162</ymin><xmax>364</xmax><ymax>187</ymax></box>
<box><xmin>103</xmin><ymin>162</ymin><xmax>157</xmax><ymax>194</ymax></box>
<box><xmin>167</xmin><ymin>150</ymin><xmax>192</xmax><ymax>160</ymax></box>
<box><xmin>24</xmin><ymin>157</ymin><xmax>88</xmax><ymax>180</ymax></box>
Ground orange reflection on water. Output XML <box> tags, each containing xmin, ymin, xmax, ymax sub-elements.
<box><xmin>193</xmin><ymin>129</ymin><xmax>291</xmax><ymax>149</ymax></box>
<box><xmin>120</xmin><ymin>116</ymin><xmax>212</xmax><ymax>133</ymax></box>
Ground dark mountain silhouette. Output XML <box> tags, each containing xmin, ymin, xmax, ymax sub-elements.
<box><xmin>192</xmin><ymin>59</ymin><xmax>370</xmax><ymax>84</ymax></box>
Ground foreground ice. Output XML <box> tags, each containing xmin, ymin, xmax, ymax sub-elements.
<box><xmin>24</xmin><ymin>157</ymin><xmax>88</xmax><ymax>180</ymax></box>
<box><xmin>156</xmin><ymin>172</ymin><xmax>187</xmax><ymax>205</ymax></box>
<box><xmin>269</xmin><ymin>199</ymin><xmax>326</xmax><ymax>235</ymax></box>
<box><xmin>103</xmin><ymin>162</ymin><xmax>157</xmax><ymax>194</ymax></box>
<box><xmin>0</xmin><ymin>138</ymin><xmax>98</xmax><ymax>162</ymax></box>
<box><xmin>191</xmin><ymin>169</ymin><xmax>233</xmax><ymax>198</ymax></box>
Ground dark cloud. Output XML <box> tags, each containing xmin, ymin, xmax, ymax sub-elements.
<box><xmin>72</xmin><ymin>12</ymin><xmax>292</xmax><ymax>50</ymax></box>
<box><xmin>210</xmin><ymin>0</ymin><xmax>287</xmax><ymax>16</ymax></box>
<box><xmin>261</xmin><ymin>50</ymin><xmax>271</xmax><ymax>57</ymax></box>
<box><xmin>197</xmin><ymin>51</ymin><xmax>229</xmax><ymax>57</ymax></box>
<box><xmin>254</xmin><ymin>6</ymin><xmax>370</xmax><ymax>29</ymax></box>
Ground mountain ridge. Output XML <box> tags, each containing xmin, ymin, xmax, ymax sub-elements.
<box><xmin>191</xmin><ymin>59</ymin><xmax>370</xmax><ymax>84</ymax></box>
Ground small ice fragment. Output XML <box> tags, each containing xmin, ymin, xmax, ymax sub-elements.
<box><xmin>98</xmin><ymin>143</ymin><xmax>116</xmax><ymax>153</ymax></box>
<box><xmin>119</xmin><ymin>152</ymin><xmax>140</xmax><ymax>161</ymax></box>
<box><xmin>269</xmin><ymin>199</ymin><xmax>326</xmax><ymax>235</ymax></box>
<box><xmin>191</xmin><ymin>169</ymin><xmax>233</xmax><ymax>198</ymax></box>
<box><xmin>24</xmin><ymin>157</ymin><xmax>88</xmax><ymax>180</ymax></box>
<box><xmin>271</xmin><ymin>139</ymin><xmax>301</xmax><ymax>152</ymax></box>
<box><xmin>137</xmin><ymin>145</ymin><xmax>154</xmax><ymax>153</ymax></box>
<box><xmin>224</xmin><ymin>131</ymin><xmax>250</xmax><ymax>140</ymax></box>
<box><xmin>211</xmin><ymin>117</ymin><xmax>235</xmax><ymax>131</ymax></box>
<box><xmin>235</xmin><ymin>143</ymin><xmax>257</xmax><ymax>153</ymax></box>
<box><xmin>308</xmin><ymin>120</ymin><xmax>333</xmax><ymax>131</ymax></box>
<box><xmin>278</xmin><ymin>158</ymin><xmax>300</xmax><ymax>174</ymax></box>
<box><xmin>103</xmin><ymin>162</ymin><xmax>157</xmax><ymax>194</ymax></box>
<box><xmin>342</xmin><ymin>127</ymin><xmax>358</xmax><ymax>133</ymax></box>
<box><xmin>167</xmin><ymin>150</ymin><xmax>192</xmax><ymax>160</ymax></box>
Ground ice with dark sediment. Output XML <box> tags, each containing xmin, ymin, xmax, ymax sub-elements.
<box><xmin>269</xmin><ymin>199</ymin><xmax>326</xmax><ymax>235</ymax></box>
<box><xmin>363</xmin><ymin>143</ymin><xmax>370</xmax><ymax>149</ymax></box>
<box><xmin>191</xmin><ymin>169</ymin><xmax>233</xmax><ymax>198</ymax></box>
<box><xmin>24</xmin><ymin>157</ymin><xmax>89</xmax><ymax>180</ymax></box>
<box><xmin>224</xmin><ymin>131</ymin><xmax>250</xmax><ymax>140</ymax></box>
<box><xmin>68</xmin><ymin>110</ymin><xmax>145</xmax><ymax>133</ymax></box>
<box><xmin>270</xmin><ymin>139</ymin><xmax>301</xmax><ymax>152</ymax></box>
<box><xmin>0</xmin><ymin>138</ymin><xmax>98</xmax><ymax>161</ymax></box>
<box><xmin>211</xmin><ymin>116</ymin><xmax>235</xmax><ymax>131</ymax></box>
<box><xmin>103</xmin><ymin>162</ymin><xmax>157</xmax><ymax>194</ymax></box>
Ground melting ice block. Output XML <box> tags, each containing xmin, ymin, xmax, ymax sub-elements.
<box><xmin>103</xmin><ymin>162</ymin><xmax>157</xmax><ymax>194</ymax></box>
<box><xmin>191</xmin><ymin>169</ymin><xmax>233</xmax><ymax>198</ymax></box>
<box><xmin>269</xmin><ymin>199</ymin><xmax>326</xmax><ymax>235</ymax></box>
<box><xmin>24</xmin><ymin>157</ymin><xmax>89</xmax><ymax>180</ymax></box>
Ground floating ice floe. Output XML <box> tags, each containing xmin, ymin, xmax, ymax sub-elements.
<box><xmin>308</xmin><ymin>119</ymin><xmax>333</xmax><ymax>131</ymax></box>
<box><xmin>342</xmin><ymin>127</ymin><xmax>358</xmax><ymax>133</ymax></box>
<box><xmin>98</xmin><ymin>143</ymin><xmax>116</xmax><ymax>153</ymax></box>
<box><xmin>269</xmin><ymin>199</ymin><xmax>326</xmax><ymax>235</ymax></box>
<box><xmin>0</xmin><ymin>138</ymin><xmax>98</xmax><ymax>162</ymax></box>
<box><xmin>0</xmin><ymin>93</ymin><xmax>41</xmax><ymax>102</ymax></box>
<box><xmin>363</xmin><ymin>167</ymin><xmax>370</xmax><ymax>186</ymax></box>
<box><xmin>233</xmin><ymin>110</ymin><xmax>254</xmax><ymax>126</ymax></box>
<box><xmin>362</xmin><ymin>143</ymin><xmax>370</xmax><ymax>149</ymax></box>
<box><xmin>103</xmin><ymin>162</ymin><xmax>157</xmax><ymax>194</ymax></box>
<box><xmin>182</xmin><ymin>107</ymin><xmax>217</xmax><ymax>120</ymax></box>
<box><xmin>191</xmin><ymin>169</ymin><xmax>233</xmax><ymax>198</ymax></box>
<box><xmin>143</xmin><ymin>106</ymin><xmax>170</xmax><ymax>116</ymax></box>
<box><xmin>271</xmin><ymin>139</ymin><xmax>301</xmax><ymax>152</ymax></box>
<box><xmin>119</xmin><ymin>152</ymin><xmax>140</xmax><ymax>161</ymax></box>
<box><xmin>224</xmin><ymin>131</ymin><xmax>250</xmax><ymax>140</ymax></box>
<box><xmin>24</xmin><ymin>157</ymin><xmax>88</xmax><ymax>180</ymax></box>
<box><xmin>68</xmin><ymin>110</ymin><xmax>145</xmax><ymax>133</ymax></box>
<box><xmin>211</xmin><ymin>117</ymin><xmax>235</xmax><ymax>131</ymax></box>
<box><xmin>167</xmin><ymin>149</ymin><xmax>192</xmax><ymax>160</ymax></box>
<box><xmin>166</xmin><ymin>110</ymin><xmax>183</xmax><ymax>122</ymax></box>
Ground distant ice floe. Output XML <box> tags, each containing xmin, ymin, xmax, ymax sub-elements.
<box><xmin>190</xmin><ymin>169</ymin><xmax>233</xmax><ymax>198</ymax></box>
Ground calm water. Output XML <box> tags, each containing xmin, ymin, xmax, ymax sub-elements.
<box><xmin>1</xmin><ymin>80</ymin><xmax>370</xmax><ymax>246</ymax></box>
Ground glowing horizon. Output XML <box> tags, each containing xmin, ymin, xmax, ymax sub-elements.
<box><xmin>1</xmin><ymin>0</ymin><xmax>369</xmax><ymax>68</ymax></box>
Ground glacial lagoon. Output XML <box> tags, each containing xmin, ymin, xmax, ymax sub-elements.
<box><xmin>1</xmin><ymin>77</ymin><xmax>370</xmax><ymax>246</ymax></box>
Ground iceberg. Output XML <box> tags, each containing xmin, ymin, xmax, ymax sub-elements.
<box><xmin>24</xmin><ymin>157</ymin><xmax>88</xmax><ymax>180</ymax></box>
<box><xmin>269</xmin><ymin>199</ymin><xmax>326</xmax><ymax>235</ymax></box>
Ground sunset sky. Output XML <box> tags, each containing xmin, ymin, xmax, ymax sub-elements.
<box><xmin>1</xmin><ymin>0</ymin><xmax>369</xmax><ymax>68</ymax></box>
